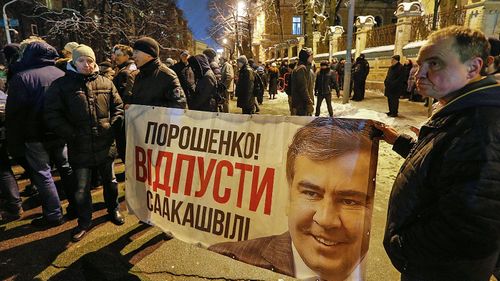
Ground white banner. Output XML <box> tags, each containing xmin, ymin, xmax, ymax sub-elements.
<box><xmin>126</xmin><ymin>105</ymin><xmax>379</xmax><ymax>281</ymax></box>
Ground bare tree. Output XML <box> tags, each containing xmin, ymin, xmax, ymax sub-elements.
<box><xmin>24</xmin><ymin>0</ymin><xmax>193</xmax><ymax>60</ymax></box>
<box><xmin>208</xmin><ymin>0</ymin><xmax>283</xmax><ymax>58</ymax></box>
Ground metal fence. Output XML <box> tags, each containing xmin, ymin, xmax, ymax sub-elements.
<box><xmin>337</xmin><ymin>35</ymin><xmax>346</xmax><ymax>52</ymax></box>
<box><xmin>366</xmin><ymin>24</ymin><xmax>397</xmax><ymax>48</ymax></box>
<box><xmin>410</xmin><ymin>7</ymin><xmax>467</xmax><ymax>41</ymax></box>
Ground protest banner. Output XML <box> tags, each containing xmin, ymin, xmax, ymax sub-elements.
<box><xmin>126</xmin><ymin>105</ymin><xmax>379</xmax><ymax>280</ymax></box>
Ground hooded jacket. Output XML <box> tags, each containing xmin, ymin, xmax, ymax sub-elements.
<box><xmin>130</xmin><ymin>58</ymin><xmax>187</xmax><ymax>109</ymax></box>
<box><xmin>5</xmin><ymin>42</ymin><xmax>65</xmax><ymax>156</ymax></box>
<box><xmin>188</xmin><ymin>54</ymin><xmax>217</xmax><ymax>111</ymax></box>
<box><xmin>235</xmin><ymin>63</ymin><xmax>255</xmax><ymax>110</ymax></box>
<box><xmin>385</xmin><ymin>76</ymin><xmax>500</xmax><ymax>280</ymax></box>
<box><xmin>44</xmin><ymin>63</ymin><xmax>123</xmax><ymax>168</ymax></box>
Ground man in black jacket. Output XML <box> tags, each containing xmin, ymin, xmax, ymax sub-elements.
<box><xmin>172</xmin><ymin>50</ymin><xmax>196</xmax><ymax>108</ymax></box>
<box><xmin>314</xmin><ymin>60</ymin><xmax>335</xmax><ymax>117</ymax></box>
<box><xmin>111</xmin><ymin>44</ymin><xmax>137</xmax><ymax>163</ymax></box>
<box><xmin>351</xmin><ymin>54</ymin><xmax>369</xmax><ymax>101</ymax></box>
<box><xmin>235</xmin><ymin>55</ymin><xmax>255</xmax><ymax>114</ymax></box>
<box><xmin>45</xmin><ymin>45</ymin><xmax>125</xmax><ymax>242</ymax></box>
<box><xmin>129</xmin><ymin>37</ymin><xmax>186</xmax><ymax>109</ymax></box>
<box><xmin>376</xmin><ymin>26</ymin><xmax>500</xmax><ymax>281</ymax></box>
<box><xmin>384</xmin><ymin>55</ymin><xmax>404</xmax><ymax>117</ymax></box>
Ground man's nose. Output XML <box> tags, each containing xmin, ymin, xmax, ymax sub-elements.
<box><xmin>312</xmin><ymin>200</ymin><xmax>342</xmax><ymax>229</ymax></box>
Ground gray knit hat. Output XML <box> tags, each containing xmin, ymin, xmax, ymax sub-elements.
<box><xmin>64</xmin><ymin>42</ymin><xmax>79</xmax><ymax>53</ymax></box>
<box><xmin>72</xmin><ymin>44</ymin><xmax>96</xmax><ymax>62</ymax></box>
<box><xmin>237</xmin><ymin>55</ymin><xmax>248</xmax><ymax>65</ymax></box>
<box><xmin>203</xmin><ymin>48</ymin><xmax>217</xmax><ymax>60</ymax></box>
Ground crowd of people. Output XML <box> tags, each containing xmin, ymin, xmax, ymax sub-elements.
<box><xmin>1</xmin><ymin>24</ymin><xmax>500</xmax><ymax>281</ymax></box>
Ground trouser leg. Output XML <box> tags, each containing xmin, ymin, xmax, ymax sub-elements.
<box><xmin>24</xmin><ymin>142</ymin><xmax>62</xmax><ymax>220</ymax></box>
<box><xmin>73</xmin><ymin>167</ymin><xmax>92</xmax><ymax>229</ymax></box>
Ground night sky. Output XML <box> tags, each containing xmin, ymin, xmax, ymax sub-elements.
<box><xmin>177</xmin><ymin>0</ymin><xmax>218</xmax><ymax>49</ymax></box>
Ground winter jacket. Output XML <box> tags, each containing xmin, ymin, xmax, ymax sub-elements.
<box><xmin>44</xmin><ymin>64</ymin><xmax>123</xmax><ymax>168</ymax></box>
<box><xmin>209</xmin><ymin>61</ymin><xmax>222</xmax><ymax>81</ymax></box>
<box><xmin>220</xmin><ymin>61</ymin><xmax>234</xmax><ymax>93</ymax></box>
<box><xmin>314</xmin><ymin>69</ymin><xmax>335</xmax><ymax>96</ymax></box>
<box><xmin>188</xmin><ymin>55</ymin><xmax>217</xmax><ymax>112</ymax></box>
<box><xmin>268</xmin><ymin>67</ymin><xmax>279</xmax><ymax>94</ymax></box>
<box><xmin>352</xmin><ymin>57</ymin><xmax>370</xmax><ymax>81</ymax></box>
<box><xmin>384</xmin><ymin>76</ymin><xmax>500</xmax><ymax>280</ymax></box>
<box><xmin>112</xmin><ymin>59</ymin><xmax>137</xmax><ymax>103</ymax></box>
<box><xmin>171</xmin><ymin>60</ymin><xmax>196</xmax><ymax>105</ymax></box>
<box><xmin>129</xmin><ymin>58</ymin><xmax>187</xmax><ymax>109</ymax></box>
<box><xmin>5</xmin><ymin>42</ymin><xmax>65</xmax><ymax>156</ymax></box>
<box><xmin>253</xmin><ymin>70</ymin><xmax>265</xmax><ymax>98</ymax></box>
<box><xmin>384</xmin><ymin>62</ymin><xmax>405</xmax><ymax>97</ymax></box>
<box><xmin>291</xmin><ymin>63</ymin><xmax>314</xmax><ymax>113</ymax></box>
<box><xmin>235</xmin><ymin>64</ymin><xmax>255</xmax><ymax>110</ymax></box>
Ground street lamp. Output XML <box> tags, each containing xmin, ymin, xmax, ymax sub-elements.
<box><xmin>235</xmin><ymin>1</ymin><xmax>246</xmax><ymax>57</ymax></box>
<box><xmin>222</xmin><ymin>38</ymin><xmax>228</xmax><ymax>44</ymax></box>
<box><xmin>3</xmin><ymin>0</ymin><xmax>19</xmax><ymax>44</ymax></box>
<box><xmin>237</xmin><ymin>1</ymin><xmax>246</xmax><ymax>17</ymax></box>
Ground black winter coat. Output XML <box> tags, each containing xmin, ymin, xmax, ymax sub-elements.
<box><xmin>5</xmin><ymin>42</ymin><xmax>64</xmax><ymax>156</ymax></box>
<box><xmin>384</xmin><ymin>62</ymin><xmax>405</xmax><ymax>97</ymax></box>
<box><xmin>130</xmin><ymin>59</ymin><xmax>187</xmax><ymax>108</ymax></box>
<box><xmin>188</xmin><ymin>55</ymin><xmax>217</xmax><ymax>112</ymax></box>
<box><xmin>291</xmin><ymin>64</ymin><xmax>313</xmax><ymax>111</ymax></box>
<box><xmin>172</xmin><ymin>61</ymin><xmax>196</xmax><ymax>105</ymax></box>
<box><xmin>314</xmin><ymin>69</ymin><xmax>335</xmax><ymax>96</ymax></box>
<box><xmin>112</xmin><ymin>60</ymin><xmax>137</xmax><ymax>103</ymax></box>
<box><xmin>45</xmin><ymin>67</ymin><xmax>124</xmax><ymax>168</ymax></box>
<box><xmin>385</xmin><ymin>77</ymin><xmax>500</xmax><ymax>280</ymax></box>
<box><xmin>353</xmin><ymin>58</ymin><xmax>370</xmax><ymax>81</ymax></box>
<box><xmin>235</xmin><ymin>64</ymin><xmax>255</xmax><ymax>109</ymax></box>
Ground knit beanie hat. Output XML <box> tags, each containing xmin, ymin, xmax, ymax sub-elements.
<box><xmin>237</xmin><ymin>55</ymin><xmax>248</xmax><ymax>65</ymax></box>
<box><xmin>299</xmin><ymin>47</ymin><xmax>313</xmax><ymax>64</ymax></box>
<box><xmin>203</xmin><ymin>48</ymin><xmax>217</xmax><ymax>60</ymax></box>
<box><xmin>133</xmin><ymin>37</ymin><xmax>159</xmax><ymax>58</ymax></box>
<box><xmin>64</xmin><ymin>41</ymin><xmax>79</xmax><ymax>53</ymax></box>
<box><xmin>72</xmin><ymin>44</ymin><xmax>96</xmax><ymax>62</ymax></box>
<box><xmin>392</xmin><ymin>55</ymin><xmax>401</xmax><ymax>62</ymax></box>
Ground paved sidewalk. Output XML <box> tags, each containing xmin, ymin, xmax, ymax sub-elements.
<box><xmin>1</xmin><ymin>91</ymin><xmax>497</xmax><ymax>281</ymax></box>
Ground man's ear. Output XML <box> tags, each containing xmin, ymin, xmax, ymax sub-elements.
<box><xmin>466</xmin><ymin>57</ymin><xmax>483</xmax><ymax>79</ymax></box>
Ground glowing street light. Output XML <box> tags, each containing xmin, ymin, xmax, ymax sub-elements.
<box><xmin>237</xmin><ymin>1</ymin><xmax>246</xmax><ymax>16</ymax></box>
<box><xmin>222</xmin><ymin>38</ymin><xmax>228</xmax><ymax>44</ymax></box>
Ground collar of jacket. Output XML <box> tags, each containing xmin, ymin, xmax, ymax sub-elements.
<box><xmin>118</xmin><ymin>59</ymin><xmax>134</xmax><ymax>70</ymax></box>
<box><xmin>66</xmin><ymin>62</ymin><xmax>99</xmax><ymax>82</ymax></box>
<box><xmin>431</xmin><ymin>76</ymin><xmax>500</xmax><ymax>120</ymax></box>
<box><xmin>139</xmin><ymin>58</ymin><xmax>160</xmax><ymax>75</ymax></box>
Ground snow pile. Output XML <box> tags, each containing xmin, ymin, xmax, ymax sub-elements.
<box><xmin>333</xmin><ymin>103</ymin><xmax>396</xmax><ymax>126</ymax></box>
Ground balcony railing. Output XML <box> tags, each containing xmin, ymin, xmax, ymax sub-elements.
<box><xmin>410</xmin><ymin>7</ymin><xmax>467</xmax><ymax>41</ymax></box>
<box><xmin>366</xmin><ymin>24</ymin><xmax>397</xmax><ymax>48</ymax></box>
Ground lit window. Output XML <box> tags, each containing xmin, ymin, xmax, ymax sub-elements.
<box><xmin>292</xmin><ymin>16</ymin><xmax>302</xmax><ymax>35</ymax></box>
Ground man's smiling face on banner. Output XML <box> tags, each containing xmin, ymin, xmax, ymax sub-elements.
<box><xmin>287</xmin><ymin>149</ymin><xmax>373</xmax><ymax>281</ymax></box>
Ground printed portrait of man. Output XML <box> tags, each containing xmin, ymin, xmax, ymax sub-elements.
<box><xmin>209</xmin><ymin>118</ymin><xmax>378</xmax><ymax>281</ymax></box>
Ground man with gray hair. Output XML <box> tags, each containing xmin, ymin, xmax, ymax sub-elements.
<box><xmin>377</xmin><ymin>26</ymin><xmax>500</xmax><ymax>280</ymax></box>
